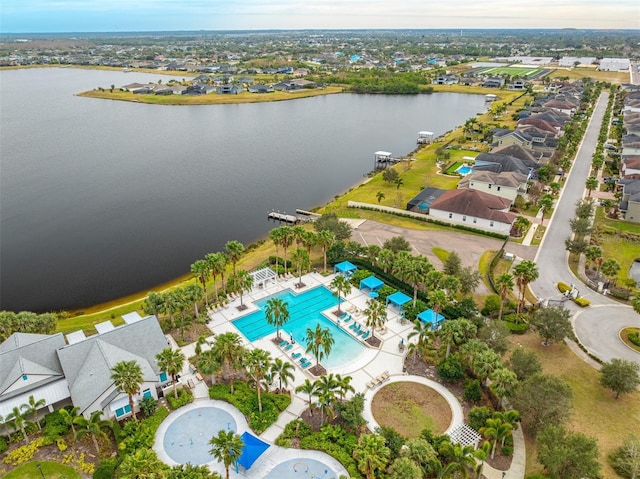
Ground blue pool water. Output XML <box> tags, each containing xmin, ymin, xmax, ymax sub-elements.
<box><xmin>456</xmin><ymin>165</ymin><xmax>472</xmax><ymax>175</ymax></box>
<box><xmin>163</xmin><ymin>407</ymin><xmax>236</xmax><ymax>465</ymax></box>
<box><xmin>264</xmin><ymin>458</ymin><xmax>338</xmax><ymax>479</ymax></box>
<box><xmin>232</xmin><ymin>286</ymin><xmax>366</xmax><ymax>369</ymax></box>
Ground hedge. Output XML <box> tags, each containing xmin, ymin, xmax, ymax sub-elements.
<box><xmin>573</xmin><ymin>297</ymin><xmax>590</xmax><ymax>307</ymax></box>
<box><xmin>557</xmin><ymin>282</ymin><xmax>571</xmax><ymax>293</ymax></box>
<box><xmin>166</xmin><ymin>388</ymin><xmax>194</xmax><ymax>410</ymax></box>
<box><xmin>629</xmin><ymin>331</ymin><xmax>640</xmax><ymax>347</ymax></box>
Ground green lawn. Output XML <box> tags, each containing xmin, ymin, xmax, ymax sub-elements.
<box><xmin>594</xmin><ymin>207</ymin><xmax>640</xmax><ymax>285</ymax></box>
<box><xmin>432</xmin><ymin>247</ymin><xmax>450</xmax><ymax>263</ymax></box>
<box><xmin>3</xmin><ymin>462</ymin><xmax>81</xmax><ymax>479</ymax></box>
<box><xmin>476</xmin><ymin>66</ymin><xmax>541</xmax><ymax>77</ymax></box>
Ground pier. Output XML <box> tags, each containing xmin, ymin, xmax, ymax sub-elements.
<box><xmin>417</xmin><ymin>131</ymin><xmax>434</xmax><ymax>144</ymax></box>
<box><xmin>267</xmin><ymin>211</ymin><xmax>299</xmax><ymax>224</ymax></box>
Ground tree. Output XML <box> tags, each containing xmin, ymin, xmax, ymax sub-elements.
<box><xmin>408</xmin><ymin>318</ymin><xmax>435</xmax><ymax>350</ymax></box>
<box><xmin>428</xmin><ymin>289</ymin><xmax>448</xmax><ymax>319</ymax></box>
<box><xmin>265</xmin><ymin>297</ymin><xmax>290</xmax><ymax>340</ymax></box>
<box><xmin>480</xmin><ymin>417</ymin><xmax>512</xmax><ymax>459</ymax></box>
<box><xmin>316</xmin><ymin>229</ymin><xmax>336</xmax><ymax>273</ymax></box>
<box><xmin>395</xmin><ymin>177</ymin><xmax>404</xmax><ymax>189</ymax></box>
<box><xmin>330</xmin><ymin>274</ymin><xmax>352</xmax><ymax>315</ymax></box>
<box><xmin>633</xmin><ymin>293</ymin><xmax>640</xmax><ymax>316</ymax></box>
<box><xmin>143</xmin><ymin>291</ymin><xmax>166</xmax><ymax>320</ymax></box>
<box><xmin>382</xmin><ymin>168</ymin><xmax>399</xmax><ymax>184</ymax></box>
<box><xmin>513</xmin><ymin>216</ymin><xmax>531</xmax><ymax>237</ymax></box>
<box><xmin>537</xmin><ymin>424</ymin><xmax>601</xmax><ymax>479</ymax></box>
<box><xmin>388</xmin><ymin>457</ymin><xmax>422</xmax><ymax>479</ymax></box>
<box><xmin>507</xmin><ymin>348</ymin><xmax>542</xmax><ymax>381</ymax></box>
<box><xmin>118</xmin><ymin>448</ymin><xmax>168</xmax><ymax>479</ymax></box>
<box><xmin>438</xmin><ymin>440</ymin><xmax>477</xmax><ymax>479</ymax></box>
<box><xmin>472</xmin><ymin>349</ymin><xmax>502</xmax><ymax>387</ymax></box>
<box><xmin>457</xmin><ymin>266</ymin><xmax>481</xmax><ymax>297</ymax></box>
<box><xmin>353</xmin><ymin>433</ymin><xmax>391</xmax><ymax>479</ymax></box>
<box><xmin>585</xmin><ymin>176</ymin><xmax>599</xmax><ymax>197</ymax></box>
<box><xmin>212</xmin><ymin>332</ymin><xmax>244</xmax><ymax>394</ymax></box>
<box><xmin>209</xmin><ymin>430</ymin><xmax>244</xmax><ymax>479</ymax></box>
<box><xmin>6</xmin><ymin>406</ymin><xmax>31</xmax><ymax>444</ymax></box>
<box><xmin>513</xmin><ymin>260</ymin><xmax>539</xmax><ymax>315</ymax></box>
<box><xmin>363</xmin><ymin>298</ymin><xmax>387</xmax><ymax>341</ymax></box>
<box><xmin>495</xmin><ymin>273</ymin><xmax>514</xmax><ymax>321</ymax></box>
<box><xmin>490</xmin><ymin>368</ymin><xmax>519</xmax><ymax>409</ymax></box>
<box><xmin>191</xmin><ymin>259</ymin><xmax>211</xmax><ymax>307</ymax></box>
<box><xmin>511</xmin><ymin>373</ymin><xmax>573</xmax><ymax>437</ymax></box>
<box><xmin>156</xmin><ymin>348</ymin><xmax>185</xmax><ymax>399</ymax></box>
<box><xmin>296</xmin><ymin>379</ymin><xmax>319</xmax><ymax>415</ymax></box>
<box><xmin>313</xmin><ymin>213</ymin><xmax>352</xmax><ymax>241</ymax></box>
<box><xmin>167</xmin><ymin>464</ymin><xmax>222</xmax><ymax>479</ymax></box>
<box><xmin>376</xmin><ymin>191</ymin><xmax>385</xmax><ymax>203</ymax></box>
<box><xmin>224</xmin><ymin>240</ymin><xmax>245</xmax><ymax>275</ymax></box>
<box><xmin>245</xmin><ymin>348</ymin><xmax>271</xmax><ymax>412</ymax></box>
<box><xmin>335</xmin><ymin>374</ymin><xmax>355</xmax><ymax>401</ymax></box>
<box><xmin>443</xmin><ymin>250</ymin><xmax>462</xmax><ymax>276</ymax></box>
<box><xmin>530</xmin><ymin>305</ymin><xmax>573</xmax><ymax>346</ymax></box>
<box><xmin>574</xmin><ymin>198</ymin><xmax>595</xmax><ymax>219</ymax></box>
<box><xmin>227</xmin><ymin>269</ymin><xmax>253</xmax><ymax>308</ymax></box>
<box><xmin>378</xmin><ymin>248</ymin><xmax>395</xmax><ymax>273</ymax></box>
<box><xmin>110</xmin><ymin>360</ymin><xmax>144</xmax><ymax>421</ymax></box>
<box><xmin>609</xmin><ymin>435</ymin><xmax>640</xmax><ymax>479</ymax></box>
<box><xmin>600</xmin><ymin>358</ymin><xmax>640</xmax><ymax>399</ymax></box>
<box><xmin>601</xmin><ymin>258</ymin><xmax>621</xmax><ymax>286</ymax></box>
<box><xmin>21</xmin><ymin>395</ymin><xmax>45</xmax><ymax>430</ymax></box>
<box><xmin>565</xmin><ymin>237</ymin><xmax>589</xmax><ymax>255</ymax></box>
<box><xmin>439</xmin><ymin>318</ymin><xmax>477</xmax><ymax>358</ymax></box>
<box><xmin>382</xmin><ymin>236</ymin><xmax>411</xmax><ymax>253</ymax></box>
<box><xmin>305</xmin><ymin>323</ymin><xmax>334</xmax><ymax>368</ymax></box>
<box><xmin>59</xmin><ymin>406</ymin><xmax>80</xmax><ymax>437</ymax></box>
<box><xmin>315</xmin><ymin>374</ymin><xmax>338</xmax><ymax>424</ymax></box>
<box><xmin>206</xmin><ymin>252</ymin><xmax>228</xmax><ymax>298</ymax></box>
<box><xmin>479</xmin><ymin>319</ymin><xmax>510</xmax><ymax>355</ymax></box>
<box><xmin>197</xmin><ymin>349</ymin><xmax>221</xmax><ymax>386</ymax></box>
<box><xmin>538</xmin><ymin>193</ymin><xmax>554</xmax><ymax>226</ymax></box>
<box><xmin>183</xmin><ymin>283</ymin><xmax>204</xmax><ymax>318</ymax></box>
<box><xmin>569</xmin><ymin>216</ymin><xmax>592</xmax><ymax>236</ymax></box>
<box><xmin>291</xmin><ymin>247</ymin><xmax>310</xmax><ymax>287</ymax></box>
<box><xmin>403</xmin><ymin>256</ymin><xmax>431</xmax><ymax>306</ymax></box>
<box><xmin>270</xmin><ymin>357</ymin><xmax>295</xmax><ymax>393</ymax></box>
<box><xmin>585</xmin><ymin>245</ymin><xmax>603</xmax><ymax>272</ymax></box>
<box><xmin>74</xmin><ymin>410</ymin><xmax>111</xmax><ymax>455</ymax></box>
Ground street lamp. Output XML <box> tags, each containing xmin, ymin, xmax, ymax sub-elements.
<box><xmin>36</xmin><ymin>463</ymin><xmax>46</xmax><ymax>479</ymax></box>
<box><xmin>502</xmin><ymin>472</ymin><xmax>506</xmax><ymax>479</ymax></box>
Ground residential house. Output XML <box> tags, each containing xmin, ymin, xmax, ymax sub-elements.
<box><xmin>618</xmin><ymin>179</ymin><xmax>640</xmax><ymax>223</ymax></box>
<box><xmin>457</xmin><ymin>170</ymin><xmax>528</xmax><ymax>203</ymax></box>
<box><xmin>507</xmin><ymin>79</ymin><xmax>528</xmax><ymax>90</ymax></box>
<box><xmin>491</xmin><ymin>143</ymin><xmax>543</xmax><ymax>163</ymax></box>
<box><xmin>248</xmin><ymin>84</ymin><xmax>274</xmax><ymax>94</ymax></box>
<box><xmin>472</xmin><ymin>152</ymin><xmax>540</xmax><ymax>179</ymax></box>
<box><xmin>216</xmin><ymin>84</ymin><xmax>244</xmax><ymax>94</ymax></box>
<box><xmin>622</xmin><ymin>157</ymin><xmax>640</xmax><ymax>179</ymax></box>
<box><xmin>433</xmin><ymin>74</ymin><xmax>459</xmax><ymax>85</ymax></box>
<box><xmin>622</xmin><ymin>134</ymin><xmax>640</xmax><ymax>157</ymax></box>
<box><xmin>482</xmin><ymin>77</ymin><xmax>505</xmax><ymax>88</ymax></box>
<box><xmin>429</xmin><ymin>189</ymin><xmax>516</xmax><ymax>234</ymax></box>
<box><xmin>406</xmin><ymin>187</ymin><xmax>447</xmax><ymax>213</ymax></box>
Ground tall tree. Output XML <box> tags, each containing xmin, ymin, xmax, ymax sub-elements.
<box><xmin>513</xmin><ymin>260</ymin><xmax>539</xmax><ymax>315</ymax></box>
<box><xmin>353</xmin><ymin>434</ymin><xmax>391</xmax><ymax>479</ymax></box>
<box><xmin>490</xmin><ymin>368</ymin><xmax>519</xmax><ymax>409</ymax></box>
<box><xmin>21</xmin><ymin>395</ymin><xmax>45</xmax><ymax>430</ymax></box>
<box><xmin>479</xmin><ymin>417</ymin><xmax>512</xmax><ymax>459</ymax></box>
<box><xmin>58</xmin><ymin>406</ymin><xmax>80</xmax><ymax>436</ymax></box>
<box><xmin>538</xmin><ymin>193</ymin><xmax>554</xmax><ymax>226</ymax></box>
<box><xmin>206</xmin><ymin>252</ymin><xmax>228</xmax><ymax>298</ymax></box>
<box><xmin>531</xmin><ymin>306</ymin><xmax>573</xmax><ymax>346</ymax></box>
<box><xmin>110</xmin><ymin>360</ymin><xmax>144</xmax><ymax>421</ymax></box>
<box><xmin>295</xmin><ymin>379</ymin><xmax>319</xmax><ymax>416</ymax></box>
<box><xmin>439</xmin><ymin>441</ymin><xmax>477</xmax><ymax>479</ymax></box>
<box><xmin>316</xmin><ymin>230</ymin><xmax>336</xmax><ymax>273</ymax></box>
<box><xmin>190</xmin><ymin>259</ymin><xmax>211</xmax><ymax>307</ymax></box>
<box><xmin>334</xmin><ymin>374</ymin><xmax>355</xmax><ymax>401</ymax></box>
<box><xmin>269</xmin><ymin>227</ymin><xmax>285</xmax><ymax>275</ymax></box>
<box><xmin>245</xmin><ymin>348</ymin><xmax>272</xmax><ymax>412</ymax></box>
<box><xmin>439</xmin><ymin>318</ymin><xmax>477</xmax><ymax>358</ymax></box>
<box><xmin>537</xmin><ymin>424</ymin><xmax>601</xmax><ymax>479</ymax></box>
<box><xmin>227</xmin><ymin>269</ymin><xmax>253</xmax><ymax>308</ymax></box>
<box><xmin>224</xmin><ymin>240</ymin><xmax>245</xmax><ymax>275</ymax></box>
<box><xmin>264</xmin><ymin>297</ymin><xmax>290</xmax><ymax>340</ymax></box>
<box><xmin>315</xmin><ymin>374</ymin><xmax>338</xmax><ymax>424</ymax></box>
<box><xmin>585</xmin><ymin>176</ymin><xmax>599</xmax><ymax>197</ymax></box>
<box><xmin>609</xmin><ymin>435</ymin><xmax>640</xmax><ymax>479</ymax></box>
<box><xmin>378</xmin><ymin>248</ymin><xmax>395</xmax><ymax>274</ymax></box>
<box><xmin>156</xmin><ymin>348</ymin><xmax>185</xmax><ymax>399</ymax></box>
<box><xmin>508</xmin><ymin>348</ymin><xmax>542</xmax><ymax>381</ymax></box>
<box><xmin>291</xmin><ymin>247</ymin><xmax>310</xmax><ymax>287</ymax></box>
<box><xmin>495</xmin><ymin>273</ymin><xmax>515</xmax><ymax>323</ymax></box>
<box><xmin>363</xmin><ymin>298</ymin><xmax>387</xmax><ymax>341</ymax></box>
<box><xmin>212</xmin><ymin>332</ymin><xmax>244</xmax><ymax>394</ymax></box>
<box><xmin>270</xmin><ymin>357</ymin><xmax>295</xmax><ymax>393</ymax></box>
<box><xmin>209</xmin><ymin>430</ymin><xmax>244</xmax><ymax>479</ymax></box>
<box><xmin>197</xmin><ymin>349</ymin><xmax>221</xmax><ymax>386</ymax></box>
<box><xmin>408</xmin><ymin>319</ymin><xmax>435</xmax><ymax>350</ymax></box>
<box><xmin>280</xmin><ymin>227</ymin><xmax>295</xmax><ymax>275</ymax></box>
<box><xmin>305</xmin><ymin>323</ymin><xmax>334</xmax><ymax>368</ymax></box>
<box><xmin>443</xmin><ymin>250</ymin><xmax>462</xmax><ymax>276</ymax></box>
<box><xmin>600</xmin><ymin>358</ymin><xmax>640</xmax><ymax>399</ymax></box>
<box><xmin>144</xmin><ymin>291</ymin><xmax>166</xmax><ymax>319</ymax></box>
<box><xmin>330</xmin><ymin>274</ymin><xmax>352</xmax><ymax>315</ymax></box>
<box><xmin>6</xmin><ymin>406</ymin><xmax>31</xmax><ymax>444</ymax></box>
<box><xmin>74</xmin><ymin>410</ymin><xmax>111</xmax><ymax>455</ymax></box>
<box><xmin>601</xmin><ymin>258</ymin><xmax>621</xmax><ymax>286</ymax></box>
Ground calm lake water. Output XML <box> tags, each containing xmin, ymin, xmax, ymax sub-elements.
<box><xmin>0</xmin><ymin>68</ymin><xmax>487</xmax><ymax>312</ymax></box>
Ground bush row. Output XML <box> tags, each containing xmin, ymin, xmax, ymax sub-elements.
<box><xmin>166</xmin><ymin>388</ymin><xmax>194</xmax><ymax>410</ymax></box>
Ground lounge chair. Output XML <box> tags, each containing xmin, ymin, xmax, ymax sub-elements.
<box><xmin>366</xmin><ymin>381</ymin><xmax>374</xmax><ymax>389</ymax></box>
<box><xmin>299</xmin><ymin>357</ymin><xmax>308</xmax><ymax>365</ymax></box>
<box><xmin>381</xmin><ymin>371</ymin><xmax>390</xmax><ymax>381</ymax></box>
<box><xmin>349</xmin><ymin>322</ymin><xmax>357</xmax><ymax>330</ymax></box>
<box><xmin>279</xmin><ymin>340</ymin><xmax>288</xmax><ymax>347</ymax></box>
<box><xmin>340</xmin><ymin>311</ymin><xmax>348</xmax><ymax>319</ymax></box>
<box><xmin>343</xmin><ymin>315</ymin><xmax>352</xmax><ymax>323</ymax></box>
<box><xmin>361</xmin><ymin>331</ymin><xmax>370</xmax><ymax>340</ymax></box>
<box><xmin>284</xmin><ymin>343</ymin><xmax>293</xmax><ymax>351</ymax></box>
<box><xmin>302</xmin><ymin>361</ymin><xmax>311</xmax><ymax>369</ymax></box>
<box><xmin>292</xmin><ymin>352</ymin><xmax>301</xmax><ymax>359</ymax></box>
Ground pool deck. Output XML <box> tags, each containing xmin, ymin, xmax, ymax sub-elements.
<box><xmin>163</xmin><ymin>271</ymin><xmax>465</xmax><ymax>478</ymax></box>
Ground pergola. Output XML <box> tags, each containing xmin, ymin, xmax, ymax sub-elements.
<box><xmin>386</xmin><ymin>291</ymin><xmax>411</xmax><ymax>311</ymax></box>
<box><xmin>249</xmin><ymin>267</ymin><xmax>277</xmax><ymax>288</ymax></box>
<box><xmin>417</xmin><ymin>309</ymin><xmax>445</xmax><ymax>330</ymax></box>
<box><xmin>447</xmin><ymin>423</ymin><xmax>482</xmax><ymax>449</ymax></box>
<box><xmin>334</xmin><ymin>261</ymin><xmax>357</xmax><ymax>277</ymax></box>
<box><xmin>359</xmin><ymin>275</ymin><xmax>384</xmax><ymax>293</ymax></box>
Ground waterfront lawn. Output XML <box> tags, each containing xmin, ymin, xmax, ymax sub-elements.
<box><xmin>593</xmin><ymin>207</ymin><xmax>640</xmax><ymax>284</ymax></box>
<box><xmin>548</xmin><ymin>67</ymin><xmax>630</xmax><ymax>84</ymax></box>
<box><xmin>513</xmin><ymin>333</ymin><xmax>640</xmax><ymax>479</ymax></box>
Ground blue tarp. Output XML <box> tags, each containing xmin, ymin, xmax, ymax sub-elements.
<box><xmin>238</xmin><ymin>431</ymin><xmax>270</xmax><ymax>470</ymax></box>
<box><xmin>334</xmin><ymin>261</ymin><xmax>357</xmax><ymax>275</ymax></box>
<box><xmin>417</xmin><ymin>309</ymin><xmax>445</xmax><ymax>330</ymax></box>
<box><xmin>386</xmin><ymin>291</ymin><xmax>412</xmax><ymax>309</ymax></box>
<box><xmin>359</xmin><ymin>275</ymin><xmax>384</xmax><ymax>292</ymax></box>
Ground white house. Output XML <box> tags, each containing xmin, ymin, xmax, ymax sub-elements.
<box><xmin>457</xmin><ymin>170</ymin><xmax>528</xmax><ymax>203</ymax></box>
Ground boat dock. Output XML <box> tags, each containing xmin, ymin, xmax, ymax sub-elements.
<box><xmin>268</xmin><ymin>209</ymin><xmax>319</xmax><ymax>224</ymax></box>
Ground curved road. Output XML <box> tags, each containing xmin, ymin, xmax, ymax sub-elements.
<box><xmin>530</xmin><ymin>91</ymin><xmax>640</xmax><ymax>364</ymax></box>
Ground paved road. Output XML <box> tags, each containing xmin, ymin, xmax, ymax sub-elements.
<box><xmin>531</xmin><ymin>91</ymin><xmax>640</xmax><ymax>364</ymax></box>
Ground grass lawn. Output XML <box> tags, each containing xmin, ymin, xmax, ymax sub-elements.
<box><xmin>620</xmin><ymin>328</ymin><xmax>640</xmax><ymax>352</ymax></box>
<box><xmin>478</xmin><ymin>250</ymin><xmax>496</xmax><ymax>292</ymax></box>
<box><xmin>547</xmin><ymin>67</ymin><xmax>630</xmax><ymax>84</ymax></box>
<box><xmin>371</xmin><ymin>382</ymin><xmax>452</xmax><ymax>437</ymax></box>
<box><xmin>530</xmin><ymin>225</ymin><xmax>547</xmax><ymax>246</ymax></box>
<box><xmin>432</xmin><ymin>247</ymin><xmax>450</xmax><ymax>264</ymax></box>
<box><xmin>593</xmin><ymin>208</ymin><xmax>640</xmax><ymax>285</ymax></box>
<box><xmin>3</xmin><ymin>462</ymin><xmax>81</xmax><ymax>479</ymax></box>
<box><xmin>511</xmin><ymin>333</ymin><xmax>640</xmax><ymax>478</ymax></box>
<box><xmin>476</xmin><ymin>66</ymin><xmax>541</xmax><ymax>77</ymax></box>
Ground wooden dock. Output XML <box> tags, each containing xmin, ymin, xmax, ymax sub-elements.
<box><xmin>268</xmin><ymin>211</ymin><xmax>299</xmax><ymax>224</ymax></box>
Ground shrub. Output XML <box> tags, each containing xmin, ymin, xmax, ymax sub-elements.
<box><xmin>42</xmin><ymin>409</ymin><xmax>71</xmax><ymax>442</ymax></box>
<box><xmin>438</xmin><ymin>355</ymin><xmax>464</xmax><ymax>383</ymax></box>
<box><xmin>481</xmin><ymin>294</ymin><xmax>501</xmax><ymax>317</ymax></box>
<box><xmin>300</xmin><ymin>433</ymin><xmax>362</xmax><ymax>479</ymax></box>
<box><xmin>629</xmin><ymin>331</ymin><xmax>640</xmax><ymax>347</ymax></box>
<box><xmin>0</xmin><ymin>436</ymin><xmax>7</xmax><ymax>455</ymax></box>
<box><xmin>2</xmin><ymin>437</ymin><xmax>45</xmax><ymax>466</ymax></box>
<box><xmin>502</xmin><ymin>320</ymin><xmax>529</xmax><ymax>334</ymax></box>
<box><xmin>502</xmin><ymin>444</ymin><xmax>514</xmax><ymax>456</ymax></box>
<box><xmin>463</xmin><ymin>379</ymin><xmax>483</xmax><ymax>403</ymax></box>
<box><xmin>276</xmin><ymin>419</ymin><xmax>312</xmax><ymax>446</ymax></box>
<box><xmin>166</xmin><ymin>388</ymin><xmax>194</xmax><ymax>409</ymax></box>
<box><xmin>376</xmin><ymin>285</ymin><xmax>397</xmax><ymax>303</ymax></box>
<box><xmin>557</xmin><ymin>281</ymin><xmax>571</xmax><ymax>293</ymax></box>
<box><xmin>573</xmin><ymin>297</ymin><xmax>590</xmax><ymax>307</ymax></box>
<box><xmin>118</xmin><ymin>407</ymin><xmax>169</xmax><ymax>455</ymax></box>
<box><xmin>139</xmin><ymin>396</ymin><xmax>158</xmax><ymax>417</ymax></box>
<box><xmin>468</xmin><ymin>406</ymin><xmax>494</xmax><ymax>432</ymax></box>
<box><xmin>93</xmin><ymin>458</ymin><xmax>120</xmax><ymax>479</ymax></box>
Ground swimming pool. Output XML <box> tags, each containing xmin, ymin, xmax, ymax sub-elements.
<box><xmin>232</xmin><ymin>286</ymin><xmax>366</xmax><ymax>369</ymax></box>
<box><xmin>264</xmin><ymin>458</ymin><xmax>338</xmax><ymax>479</ymax></box>
<box><xmin>163</xmin><ymin>406</ymin><xmax>236</xmax><ymax>465</ymax></box>
<box><xmin>456</xmin><ymin>165</ymin><xmax>472</xmax><ymax>175</ymax></box>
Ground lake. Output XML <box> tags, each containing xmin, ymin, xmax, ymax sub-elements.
<box><xmin>0</xmin><ymin>68</ymin><xmax>487</xmax><ymax>312</ymax></box>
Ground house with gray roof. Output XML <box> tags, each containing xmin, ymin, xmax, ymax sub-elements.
<box><xmin>0</xmin><ymin>333</ymin><xmax>70</xmax><ymax>420</ymax></box>
<box><xmin>472</xmin><ymin>152</ymin><xmax>540</xmax><ymax>179</ymax></box>
<box><xmin>618</xmin><ymin>179</ymin><xmax>640</xmax><ymax>223</ymax></box>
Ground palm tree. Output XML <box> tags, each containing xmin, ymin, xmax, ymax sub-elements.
<box><xmin>601</xmin><ymin>258</ymin><xmax>621</xmax><ymax>286</ymax></box>
<box><xmin>183</xmin><ymin>283</ymin><xmax>204</xmax><ymax>318</ymax></box>
<box><xmin>162</xmin><ymin>290</ymin><xmax>182</xmax><ymax>329</ymax></box>
<box><xmin>305</xmin><ymin>323</ymin><xmax>334</xmax><ymax>368</ymax></box>
<box><xmin>584</xmin><ymin>245</ymin><xmax>603</xmax><ymax>272</ymax></box>
<box><xmin>316</xmin><ymin>230</ymin><xmax>336</xmax><ymax>273</ymax></box>
<box><xmin>21</xmin><ymin>395</ymin><xmax>45</xmax><ymax>430</ymax></box>
<box><xmin>209</xmin><ymin>430</ymin><xmax>244</xmax><ymax>479</ymax></box>
<box><xmin>490</xmin><ymin>368</ymin><xmax>518</xmax><ymax>409</ymax></box>
<box><xmin>212</xmin><ymin>332</ymin><xmax>244</xmax><ymax>394</ymax></box>
<box><xmin>197</xmin><ymin>349</ymin><xmax>221</xmax><ymax>386</ymax></box>
<box><xmin>191</xmin><ymin>259</ymin><xmax>211</xmax><ymax>307</ymax></box>
<box><xmin>280</xmin><ymin>227</ymin><xmax>295</xmax><ymax>275</ymax></box>
<box><xmin>330</xmin><ymin>274</ymin><xmax>352</xmax><ymax>315</ymax></box>
<box><xmin>6</xmin><ymin>406</ymin><xmax>31</xmax><ymax>444</ymax></box>
<box><xmin>513</xmin><ymin>260</ymin><xmax>539</xmax><ymax>315</ymax></box>
<box><xmin>315</xmin><ymin>374</ymin><xmax>338</xmax><ymax>424</ymax></box>
<box><xmin>495</xmin><ymin>273</ymin><xmax>514</xmax><ymax>321</ymax></box>
<box><xmin>585</xmin><ymin>176</ymin><xmax>599</xmax><ymax>197</ymax></box>
<box><xmin>245</xmin><ymin>348</ymin><xmax>272</xmax><ymax>412</ymax></box>
<box><xmin>439</xmin><ymin>318</ymin><xmax>477</xmax><ymax>358</ymax></box>
<box><xmin>206</xmin><ymin>252</ymin><xmax>228</xmax><ymax>298</ymax></box>
<box><xmin>439</xmin><ymin>441</ymin><xmax>477</xmax><ymax>478</ymax></box>
<box><xmin>156</xmin><ymin>348</ymin><xmax>185</xmax><ymax>399</ymax></box>
<box><xmin>428</xmin><ymin>289</ymin><xmax>448</xmax><ymax>318</ymax></box>
<box><xmin>301</xmin><ymin>230</ymin><xmax>317</xmax><ymax>255</ymax></box>
<box><xmin>479</xmin><ymin>417</ymin><xmax>512</xmax><ymax>459</ymax></box>
<box><xmin>538</xmin><ymin>193</ymin><xmax>554</xmax><ymax>226</ymax></box>
<box><xmin>265</xmin><ymin>297</ymin><xmax>290</xmax><ymax>340</ymax></box>
<box><xmin>59</xmin><ymin>406</ymin><xmax>80</xmax><ymax>436</ymax></box>
<box><xmin>269</xmin><ymin>227</ymin><xmax>285</xmax><ymax>274</ymax></box>
<box><xmin>494</xmin><ymin>409</ymin><xmax>521</xmax><ymax>438</ymax></box>
<box><xmin>408</xmin><ymin>319</ymin><xmax>435</xmax><ymax>350</ymax></box>
<box><xmin>270</xmin><ymin>358</ymin><xmax>295</xmax><ymax>393</ymax></box>
<box><xmin>296</xmin><ymin>379</ymin><xmax>319</xmax><ymax>416</ymax></box>
<box><xmin>291</xmin><ymin>247</ymin><xmax>310</xmax><ymax>287</ymax></box>
<box><xmin>472</xmin><ymin>349</ymin><xmax>502</xmax><ymax>387</ymax></box>
<box><xmin>292</xmin><ymin>225</ymin><xmax>307</xmax><ymax>247</ymax></box>
<box><xmin>118</xmin><ymin>449</ymin><xmax>167</xmax><ymax>479</ymax></box>
<box><xmin>143</xmin><ymin>291</ymin><xmax>166</xmax><ymax>319</ymax></box>
<box><xmin>74</xmin><ymin>410</ymin><xmax>111</xmax><ymax>455</ymax></box>
<box><xmin>378</xmin><ymin>248</ymin><xmax>395</xmax><ymax>274</ymax></box>
<box><xmin>513</xmin><ymin>216</ymin><xmax>531</xmax><ymax>237</ymax></box>
<box><xmin>228</xmin><ymin>269</ymin><xmax>253</xmax><ymax>308</ymax></box>
<box><xmin>363</xmin><ymin>298</ymin><xmax>387</xmax><ymax>341</ymax></box>
<box><xmin>110</xmin><ymin>360</ymin><xmax>144</xmax><ymax>421</ymax></box>
<box><xmin>225</xmin><ymin>240</ymin><xmax>245</xmax><ymax>275</ymax></box>
<box><xmin>334</xmin><ymin>374</ymin><xmax>355</xmax><ymax>401</ymax></box>
<box><xmin>404</xmin><ymin>256</ymin><xmax>431</xmax><ymax>306</ymax></box>
<box><xmin>353</xmin><ymin>433</ymin><xmax>391</xmax><ymax>479</ymax></box>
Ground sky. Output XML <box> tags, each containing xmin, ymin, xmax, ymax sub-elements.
<box><xmin>1</xmin><ymin>0</ymin><xmax>639</xmax><ymax>33</ymax></box>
